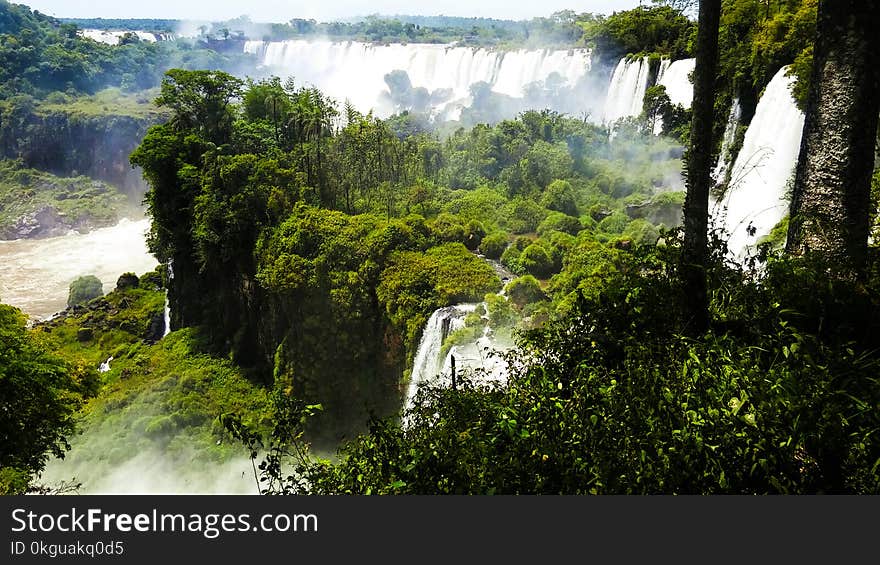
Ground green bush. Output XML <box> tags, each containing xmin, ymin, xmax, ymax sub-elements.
<box><xmin>485</xmin><ymin>292</ymin><xmax>516</xmax><ymax>326</ymax></box>
<box><xmin>67</xmin><ymin>275</ymin><xmax>104</xmax><ymax>308</ymax></box>
<box><xmin>540</xmin><ymin>179</ymin><xmax>578</xmax><ymax>217</ymax></box>
<box><xmin>479</xmin><ymin>231</ymin><xmax>509</xmax><ymax>260</ymax></box>
<box><xmin>622</xmin><ymin>218</ymin><xmax>660</xmax><ymax>246</ymax></box>
<box><xmin>115</xmin><ymin>272</ymin><xmax>140</xmax><ymax>291</ymax></box>
<box><xmin>598</xmin><ymin>212</ymin><xmax>630</xmax><ymax>235</ymax></box>
<box><xmin>537</xmin><ymin>211</ymin><xmax>583</xmax><ymax>236</ymax></box>
<box><xmin>464</xmin><ymin>220</ymin><xmax>486</xmax><ymax>251</ymax></box>
<box><xmin>519</xmin><ymin>244</ymin><xmax>556</xmax><ymax>278</ymax></box>
<box><xmin>429</xmin><ymin>213</ymin><xmax>466</xmax><ymax>244</ymax></box>
<box><xmin>504</xmin><ymin>197</ymin><xmax>547</xmax><ymax>234</ymax></box>
<box><xmin>505</xmin><ymin>275</ymin><xmax>546</xmax><ymax>308</ymax></box>
<box><xmin>500</xmin><ymin>245</ymin><xmax>522</xmax><ymax>274</ymax></box>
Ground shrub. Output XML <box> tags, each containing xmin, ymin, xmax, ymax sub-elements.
<box><xmin>501</xmin><ymin>245</ymin><xmax>523</xmax><ymax>274</ymax></box>
<box><xmin>67</xmin><ymin>275</ymin><xmax>103</xmax><ymax>308</ymax></box>
<box><xmin>429</xmin><ymin>213</ymin><xmax>466</xmax><ymax>244</ymax></box>
<box><xmin>464</xmin><ymin>220</ymin><xmax>486</xmax><ymax>251</ymax></box>
<box><xmin>598</xmin><ymin>212</ymin><xmax>630</xmax><ymax>235</ymax></box>
<box><xmin>537</xmin><ymin>212</ymin><xmax>583</xmax><ymax>236</ymax></box>
<box><xmin>479</xmin><ymin>232</ymin><xmax>508</xmax><ymax>260</ymax></box>
<box><xmin>116</xmin><ymin>272</ymin><xmax>140</xmax><ymax>291</ymax></box>
<box><xmin>519</xmin><ymin>244</ymin><xmax>556</xmax><ymax>278</ymax></box>
<box><xmin>504</xmin><ymin>197</ymin><xmax>547</xmax><ymax>234</ymax></box>
<box><xmin>540</xmin><ymin>179</ymin><xmax>578</xmax><ymax>217</ymax></box>
<box><xmin>505</xmin><ymin>275</ymin><xmax>546</xmax><ymax>308</ymax></box>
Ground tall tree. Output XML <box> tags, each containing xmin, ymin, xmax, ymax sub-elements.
<box><xmin>132</xmin><ymin>70</ymin><xmax>244</xmax><ymax>331</ymax></box>
<box><xmin>681</xmin><ymin>0</ymin><xmax>721</xmax><ymax>333</ymax></box>
<box><xmin>154</xmin><ymin>69</ymin><xmax>243</xmax><ymax>146</ymax></box>
<box><xmin>785</xmin><ymin>1</ymin><xmax>880</xmax><ymax>279</ymax></box>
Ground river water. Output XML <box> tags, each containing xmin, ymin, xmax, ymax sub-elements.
<box><xmin>0</xmin><ymin>218</ymin><xmax>159</xmax><ymax>321</ymax></box>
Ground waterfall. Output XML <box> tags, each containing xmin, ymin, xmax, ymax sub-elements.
<box><xmin>712</xmin><ymin>98</ymin><xmax>742</xmax><ymax>185</ymax></box>
<box><xmin>657</xmin><ymin>58</ymin><xmax>695</xmax><ymax>108</ymax></box>
<box><xmin>402</xmin><ymin>299</ymin><xmax>512</xmax><ymax>417</ymax></box>
<box><xmin>244</xmin><ymin>40</ymin><xmax>593</xmax><ymax>119</ymax></box>
<box><xmin>81</xmin><ymin>29</ymin><xmax>158</xmax><ymax>44</ymax></box>
<box><xmin>651</xmin><ymin>57</ymin><xmax>696</xmax><ymax>135</ymax></box>
<box><xmin>404</xmin><ymin>304</ymin><xmax>477</xmax><ymax>414</ymax></box>
<box><xmin>601</xmin><ymin>56</ymin><xmax>651</xmax><ymax>125</ymax></box>
<box><xmin>98</xmin><ymin>356</ymin><xmax>113</xmax><ymax>373</ymax></box>
<box><xmin>163</xmin><ymin>293</ymin><xmax>171</xmax><ymax>337</ymax></box>
<box><xmin>162</xmin><ymin>260</ymin><xmax>174</xmax><ymax>337</ymax></box>
<box><xmin>655</xmin><ymin>59</ymin><xmax>672</xmax><ymax>86</ymax></box>
<box><xmin>717</xmin><ymin>67</ymin><xmax>804</xmax><ymax>257</ymax></box>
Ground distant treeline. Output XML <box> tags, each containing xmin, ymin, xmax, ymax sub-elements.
<box><xmin>59</xmin><ymin>18</ymin><xmax>177</xmax><ymax>33</ymax></box>
<box><xmin>0</xmin><ymin>1</ymin><xmax>256</xmax><ymax>100</ymax></box>
<box><xmin>59</xmin><ymin>10</ymin><xmax>693</xmax><ymax>52</ymax></box>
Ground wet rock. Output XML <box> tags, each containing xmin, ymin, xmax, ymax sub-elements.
<box><xmin>144</xmin><ymin>311</ymin><xmax>166</xmax><ymax>343</ymax></box>
<box><xmin>116</xmin><ymin>272</ymin><xmax>140</xmax><ymax>291</ymax></box>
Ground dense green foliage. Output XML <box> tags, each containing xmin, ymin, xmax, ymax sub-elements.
<box><xmin>67</xmin><ymin>275</ymin><xmax>104</xmax><ymax>308</ymax></box>
<box><xmin>130</xmin><ymin>69</ymin><xmax>684</xmax><ymax>443</ymax></box>
<box><xmin>0</xmin><ymin>88</ymin><xmax>168</xmax><ymax>192</ymax></box>
<box><xmin>11</xmin><ymin>0</ymin><xmax>873</xmax><ymax>496</ymax></box>
<box><xmin>240</xmin><ymin>237</ymin><xmax>880</xmax><ymax>494</ymax></box>
<box><xmin>0</xmin><ymin>1</ymin><xmax>255</xmax><ymax>101</ymax></box>
<box><xmin>0</xmin><ymin>0</ymin><xmax>254</xmax><ymax>98</ymax></box>
<box><xmin>0</xmin><ymin>304</ymin><xmax>91</xmax><ymax>494</ymax></box>
<box><xmin>579</xmin><ymin>5</ymin><xmax>695</xmax><ymax>63</ymax></box>
<box><xmin>60</xmin><ymin>18</ymin><xmax>176</xmax><ymax>33</ymax></box>
<box><xmin>31</xmin><ymin>277</ymin><xmax>273</xmax><ymax>493</ymax></box>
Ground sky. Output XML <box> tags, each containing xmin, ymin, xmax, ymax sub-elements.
<box><xmin>20</xmin><ymin>0</ymin><xmax>647</xmax><ymax>23</ymax></box>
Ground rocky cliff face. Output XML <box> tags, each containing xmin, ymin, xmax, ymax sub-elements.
<box><xmin>1</xmin><ymin>111</ymin><xmax>155</xmax><ymax>196</ymax></box>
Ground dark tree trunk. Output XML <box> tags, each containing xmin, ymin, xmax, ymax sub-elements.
<box><xmin>786</xmin><ymin>1</ymin><xmax>880</xmax><ymax>279</ymax></box>
<box><xmin>681</xmin><ymin>0</ymin><xmax>721</xmax><ymax>334</ymax></box>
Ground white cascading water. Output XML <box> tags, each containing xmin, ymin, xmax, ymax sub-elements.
<box><xmin>98</xmin><ymin>356</ymin><xmax>113</xmax><ymax>373</ymax></box>
<box><xmin>652</xmin><ymin>57</ymin><xmax>696</xmax><ymax>134</ymax></box>
<box><xmin>80</xmin><ymin>29</ymin><xmax>160</xmax><ymax>44</ymax></box>
<box><xmin>244</xmin><ymin>40</ymin><xmax>592</xmax><ymax>118</ymax></box>
<box><xmin>601</xmin><ymin>56</ymin><xmax>652</xmax><ymax>125</ymax></box>
<box><xmin>657</xmin><ymin>58</ymin><xmax>695</xmax><ymax>108</ymax></box>
<box><xmin>163</xmin><ymin>260</ymin><xmax>174</xmax><ymax>337</ymax></box>
<box><xmin>163</xmin><ymin>293</ymin><xmax>172</xmax><ymax>337</ymax></box>
<box><xmin>712</xmin><ymin>98</ymin><xmax>742</xmax><ymax>185</ymax></box>
<box><xmin>402</xmin><ymin>300</ymin><xmax>512</xmax><ymax>418</ymax></box>
<box><xmin>717</xmin><ymin>67</ymin><xmax>804</xmax><ymax>257</ymax></box>
<box><xmin>0</xmin><ymin>218</ymin><xmax>159</xmax><ymax>320</ymax></box>
<box><xmin>404</xmin><ymin>304</ymin><xmax>476</xmax><ymax>415</ymax></box>
<box><xmin>655</xmin><ymin>59</ymin><xmax>672</xmax><ymax>87</ymax></box>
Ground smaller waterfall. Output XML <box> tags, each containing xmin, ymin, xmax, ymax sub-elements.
<box><xmin>655</xmin><ymin>59</ymin><xmax>672</xmax><ymax>86</ymax></box>
<box><xmin>163</xmin><ymin>293</ymin><xmax>171</xmax><ymax>338</ymax></box>
<box><xmin>162</xmin><ymin>260</ymin><xmax>174</xmax><ymax>337</ymax></box>
<box><xmin>712</xmin><ymin>98</ymin><xmax>742</xmax><ymax>185</ymax></box>
<box><xmin>402</xmin><ymin>296</ymin><xmax>514</xmax><ymax>418</ymax></box>
<box><xmin>657</xmin><ymin>58</ymin><xmax>695</xmax><ymax>108</ymax></box>
<box><xmin>718</xmin><ymin>67</ymin><xmax>804</xmax><ymax>257</ymax></box>
<box><xmin>81</xmin><ymin>29</ymin><xmax>158</xmax><ymax>44</ymax></box>
<box><xmin>98</xmin><ymin>356</ymin><xmax>113</xmax><ymax>373</ymax></box>
<box><xmin>602</xmin><ymin>56</ymin><xmax>652</xmax><ymax>125</ymax></box>
<box><xmin>404</xmin><ymin>304</ymin><xmax>477</xmax><ymax>414</ymax></box>
<box><xmin>652</xmin><ymin>58</ymin><xmax>696</xmax><ymax>135</ymax></box>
